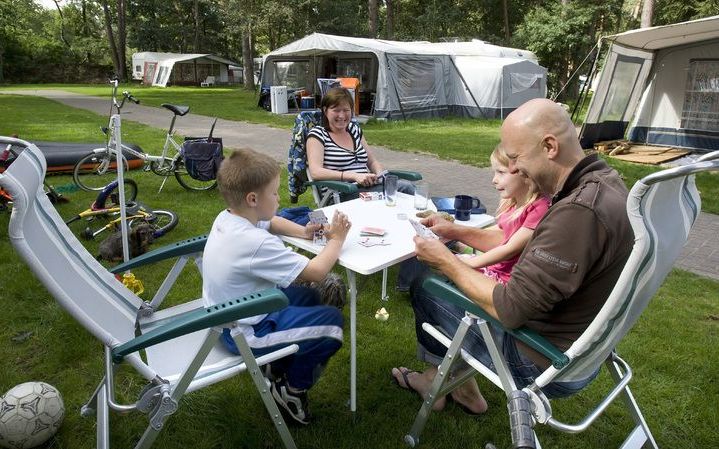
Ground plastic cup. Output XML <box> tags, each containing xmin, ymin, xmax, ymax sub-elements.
<box><xmin>384</xmin><ymin>174</ymin><xmax>398</xmax><ymax>207</ymax></box>
<box><xmin>414</xmin><ymin>181</ymin><xmax>429</xmax><ymax>210</ymax></box>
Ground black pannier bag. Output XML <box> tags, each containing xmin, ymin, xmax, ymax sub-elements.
<box><xmin>181</xmin><ymin>137</ymin><xmax>224</xmax><ymax>181</ymax></box>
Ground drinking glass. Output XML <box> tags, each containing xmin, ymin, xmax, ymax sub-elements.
<box><xmin>383</xmin><ymin>174</ymin><xmax>398</xmax><ymax>207</ymax></box>
<box><xmin>414</xmin><ymin>181</ymin><xmax>429</xmax><ymax>210</ymax></box>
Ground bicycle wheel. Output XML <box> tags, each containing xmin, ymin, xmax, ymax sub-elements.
<box><xmin>93</xmin><ymin>179</ymin><xmax>139</xmax><ymax>209</ymax></box>
<box><xmin>173</xmin><ymin>157</ymin><xmax>217</xmax><ymax>191</ymax></box>
<box><xmin>73</xmin><ymin>151</ymin><xmax>130</xmax><ymax>191</ymax></box>
<box><xmin>132</xmin><ymin>209</ymin><xmax>179</xmax><ymax>238</ymax></box>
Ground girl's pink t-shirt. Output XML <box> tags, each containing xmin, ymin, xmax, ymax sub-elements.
<box><xmin>480</xmin><ymin>196</ymin><xmax>550</xmax><ymax>283</ymax></box>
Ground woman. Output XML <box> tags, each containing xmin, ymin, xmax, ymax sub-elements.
<box><xmin>306</xmin><ymin>87</ymin><xmax>413</xmax><ymax>200</ymax></box>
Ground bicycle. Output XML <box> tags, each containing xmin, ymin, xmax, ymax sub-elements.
<box><xmin>65</xmin><ymin>179</ymin><xmax>178</xmax><ymax>241</ymax></box>
<box><xmin>72</xmin><ymin>78</ymin><xmax>218</xmax><ymax>192</ymax></box>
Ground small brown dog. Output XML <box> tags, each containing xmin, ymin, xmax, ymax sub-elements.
<box><xmin>98</xmin><ymin>223</ymin><xmax>154</xmax><ymax>262</ymax></box>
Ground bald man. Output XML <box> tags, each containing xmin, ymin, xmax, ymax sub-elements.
<box><xmin>392</xmin><ymin>98</ymin><xmax>633</xmax><ymax>414</ymax></box>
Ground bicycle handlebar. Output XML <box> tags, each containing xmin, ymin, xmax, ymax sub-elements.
<box><xmin>123</xmin><ymin>91</ymin><xmax>140</xmax><ymax>104</ymax></box>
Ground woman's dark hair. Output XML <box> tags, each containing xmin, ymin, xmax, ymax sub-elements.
<box><xmin>320</xmin><ymin>87</ymin><xmax>354</xmax><ymax>128</ymax></box>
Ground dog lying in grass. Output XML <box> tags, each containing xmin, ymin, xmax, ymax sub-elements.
<box><xmin>97</xmin><ymin>223</ymin><xmax>154</xmax><ymax>262</ymax></box>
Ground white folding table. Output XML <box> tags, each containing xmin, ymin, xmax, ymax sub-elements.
<box><xmin>281</xmin><ymin>192</ymin><xmax>495</xmax><ymax>412</ymax></box>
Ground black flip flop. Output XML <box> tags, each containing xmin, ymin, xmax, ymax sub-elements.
<box><xmin>390</xmin><ymin>367</ymin><xmax>420</xmax><ymax>397</ymax></box>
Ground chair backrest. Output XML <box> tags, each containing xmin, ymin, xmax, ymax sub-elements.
<box><xmin>0</xmin><ymin>138</ymin><xmax>143</xmax><ymax>353</ymax></box>
<box><xmin>205</xmin><ymin>76</ymin><xmax>215</xmax><ymax>84</ymax></box>
<box><xmin>287</xmin><ymin>110</ymin><xmax>323</xmax><ymax>203</ymax></box>
<box><xmin>544</xmin><ymin>154</ymin><xmax>719</xmax><ymax>384</ymax></box>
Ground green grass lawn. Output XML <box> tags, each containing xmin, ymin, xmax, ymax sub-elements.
<box><xmin>1</xmin><ymin>91</ymin><xmax>718</xmax><ymax>448</ymax></box>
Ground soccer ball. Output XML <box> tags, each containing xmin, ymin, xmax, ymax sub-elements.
<box><xmin>0</xmin><ymin>382</ymin><xmax>65</xmax><ymax>449</ymax></box>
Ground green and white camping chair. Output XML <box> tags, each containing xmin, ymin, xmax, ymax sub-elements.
<box><xmin>404</xmin><ymin>150</ymin><xmax>719</xmax><ymax>449</ymax></box>
<box><xmin>0</xmin><ymin>137</ymin><xmax>299</xmax><ymax>449</ymax></box>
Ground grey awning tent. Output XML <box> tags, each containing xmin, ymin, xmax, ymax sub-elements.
<box><xmin>261</xmin><ymin>33</ymin><xmax>547</xmax><ymax>119</ymax></box>
<box><xmin>580</xmin><ymin>15</ymin><xmax>719</xmax><ymax>152</ymax></box>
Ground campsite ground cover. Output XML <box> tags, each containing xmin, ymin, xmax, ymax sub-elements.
<box><xmin>1</xmin><ymin>93</ymin><xmax>718</xmax><ymax>448</ymax></box>
<box><xmin>3</xmin><ymin>84</ymin><xmax>716</xmax><ymax>214</ymax></box>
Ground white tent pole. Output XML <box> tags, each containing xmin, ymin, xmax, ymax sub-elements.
<box><xmin>111</xmin><ymin>114</ymin><xmax>130</xmax><ymax>263</ymax></box>
<box><xmin>501</xmin><ymin>70</ymin><xmax>504</xmax><ymax>119</ymax></box>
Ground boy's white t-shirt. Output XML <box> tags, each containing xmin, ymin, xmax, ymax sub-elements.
<box><xmin>202</xmin><ymin>210</ymin><xmax>309</xmax><ymax>336</ymax></box>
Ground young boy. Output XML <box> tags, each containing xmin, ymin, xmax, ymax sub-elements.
<box><xmin>202</xmin><ymin>148</ymin><xmax>351</xmax><ymax>425</ymax></box>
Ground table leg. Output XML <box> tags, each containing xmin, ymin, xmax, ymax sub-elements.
<box><xmin>381</xmin><ymin>267</ymin><xmax>389</xmax><ymax>301</ymax></box>
<box><xmin>346</xmin><ymin>268</ymin><xmax>357</xmax><ymax>413</ymax></box>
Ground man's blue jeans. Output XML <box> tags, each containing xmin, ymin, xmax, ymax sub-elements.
<box><xmin>410</xmin><ymin>276</ymin><xmax>597</xmax><ymax>398</ymax></box>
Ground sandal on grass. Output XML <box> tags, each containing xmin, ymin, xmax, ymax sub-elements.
<box><xmin>390</xmin><ymin>367</ymin><xmax>420</xmax><ymax>395</ymax></box>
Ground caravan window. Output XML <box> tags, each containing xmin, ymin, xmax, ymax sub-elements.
<box><xmin>681</xmin><ymin>59</ymin><xmax>719</xmax><ymax>131</ymax></box>
<box><xmin>272</xmin><ymin>61</ymin><xmax>310</xmax><ymax>89</ymax></box>
<box><xmin>598</xmin><ymin>57</ymin><xmax>643</xmax><ymax>122</ymax></box>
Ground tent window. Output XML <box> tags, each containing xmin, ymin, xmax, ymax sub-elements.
<box><xmin>598</xmin><ymin>57</ymin><xmax>643</xmax><ymax>122</ymax></box>
<box><xmin>393</xmin><ymin>57</ymin><xmax>442</xmax><ymax>107</ymax></box>
<box><xmin>681</xmin><ymin>59</ymin><xmax>719</xmax><ymax>131</ymax></box>
<box><xmin>272</xmin><ymin>61</ymin><xmax>310</xmax><ymax>89</ymax></box>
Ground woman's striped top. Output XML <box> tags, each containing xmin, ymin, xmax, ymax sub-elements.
<box><xmin>306</xmin><ymin>122</ymin><xmax>370</xmax><ymax>174</ymax></box>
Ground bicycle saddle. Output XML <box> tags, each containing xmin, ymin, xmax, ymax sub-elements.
<box><xmin>161</xmin><ymin>104</ymin><xmax>190</xmax><ymax>116</ymax></box>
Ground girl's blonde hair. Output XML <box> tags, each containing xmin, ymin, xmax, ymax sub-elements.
<box><xmin>491</xmin><ymin>144</ymin><xmax>541</xmax><ymax>219</ymax></box>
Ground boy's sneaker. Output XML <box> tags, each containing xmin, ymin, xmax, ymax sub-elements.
<box><xmin>271</xmin><ymin>379</ymin><xmax>311</xmax><ymax>425</ymax></box>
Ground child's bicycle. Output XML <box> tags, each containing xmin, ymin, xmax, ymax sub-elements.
<box><xmin>72</xmin><ymin>78</ymin><xmax>219</xmax><ymax>192</ymax></box>
<box><xmin>65</xmin><ymin>179</ymin><xmax>178</xmax><ymax>240</ymax></box>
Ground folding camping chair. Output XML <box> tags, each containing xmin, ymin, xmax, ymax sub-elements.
<box><xmin>0</xmin><ymin>137</ymin><xmax>299</xmax><ymax>449</ymax></box>
<box><xmin>403</xmin><ymin>150</ymin><xmax>719</xmax><ymax>449</ymax></box>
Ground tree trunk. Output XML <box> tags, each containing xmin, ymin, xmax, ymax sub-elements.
<box><xmin>194</xmin><ymin>0</ymin><xmax>201</xmax><ymax>52</ymax></box>
<box><xmin>368</xmin><ymin>0</ymin><xmax>378</xmax><ymax>38</ymax></box>
<box><xmin>385</xmin><ymin>0</ymin><xmax>394</xmax><ymax>39</ymax></box>
<box><xmin>117</xmin><ymin>0</ymin><xmax>126</xmax><ymax>81</ymax></box>
<box><xmin>242</xmin><ymin>24</ymin><xmax>255</xmax><ymax>90</ymax></box>
<box><xmin>502</xmin><ymin>0</ymin><xmax>510</xmax><ymax>43</ymax></box>
<box><xmin>100</xmin><ymin>0</ymin><xmax>121</xmax><ymax>80</ymax></box>
<box><xmin>641</xmin><ymin>0</ymin><xmax>654</xmax><ymax>28</ymax></box>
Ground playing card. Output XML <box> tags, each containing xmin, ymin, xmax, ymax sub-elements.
<box><xmin>308</xmin><ymin>210</ymin><xmax>329</xmax><ymax>224</ymax></box>
<box><xmin>409</xmin><ymin>219</ymin><xmax>439</xmax><ymax>240</ymax></box>
<box><xmin>358</xmin><ymin>237</ymin><xmax>391</xmax><ymax>247</ymax></box>
<box><xmin>360</xmin><ymin>226</ymin><xmax>386</xmax><ymax>236</ymax></box>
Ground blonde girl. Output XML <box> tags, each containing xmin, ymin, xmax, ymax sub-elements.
<box><xmin>460</xmin><ymin>145</ymin><xmax>550</xmax><ymax>283</ymax></box>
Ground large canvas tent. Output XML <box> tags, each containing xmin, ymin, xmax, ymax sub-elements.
<box><xmin>132</xmin><ymin>52</ymin><xmax>239</xmax><ymax>87</ymax></box>
<box><xmin>261</xmin><ymin>33</ymin><xmax>547</xmax><ymax>119</ymax></box>
<box><xmin>580</xmin><ymin>15</ymin><xmax>719</xmax><ymax>152</ymax></box>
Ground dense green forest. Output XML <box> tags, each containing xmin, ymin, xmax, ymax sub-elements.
<box><xmin>0</xmin><ymin>0</ymin><xmax>716</xmax><ymax>99</ymax></box>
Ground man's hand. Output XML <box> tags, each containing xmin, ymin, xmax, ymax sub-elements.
<box><xmin>326</xmin><ymin>210</ymin><xmax>351</xmax><ymax>241</ymax></box>
<box><xmin>420</xmin><ymin>214</ymin><xmax>456</xmax><ymax>239</ymax></box>
<box><xmin>414</xmin><ymin>235</ymin><xmax>455</xmax><ymax>270</ymax></box>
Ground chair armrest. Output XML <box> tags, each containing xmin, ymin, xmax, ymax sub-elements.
<box><xmin>389</xmin><ymin>170</ymin><xmax>422</xmax><ymax>182</ymax></box>
<box><xmin>109</xmin><ymin>235</ymin><xmax>208</xmax><ymax>274</ymax></box>
<box><xmin>422</xmin><ymin>275</ymin><xmax>570</xmax><ymax>369</ymax></box>
<box><xmin>305</xmin><ymin>180</ymin><xmax>359</xmax><ymax>194</ymax></box>
<box><xmin>111</xmin><ymin>288</ymin><xmax>288</xmax><ymax>363</ymax></box>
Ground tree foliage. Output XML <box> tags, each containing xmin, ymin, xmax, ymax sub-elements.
<box><xmin>1</xmin><ymin>0</ymin><xmax>716</xmax><ymax>95</ymax></box>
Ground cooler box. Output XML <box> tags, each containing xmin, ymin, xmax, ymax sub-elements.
<box><xmin>338</xmin><ymin>77</ymin><xmax>361</xmax><ymax>115</ymax></box>
<box><xmin>301</xmin><ymin>96</ymin><xmax>315</xmax><ymax>109</ymax></box>
<box><xmin>270</xmin><ymin>85</ymin><xmax>288</xmax><ymax>114</ymax></box>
